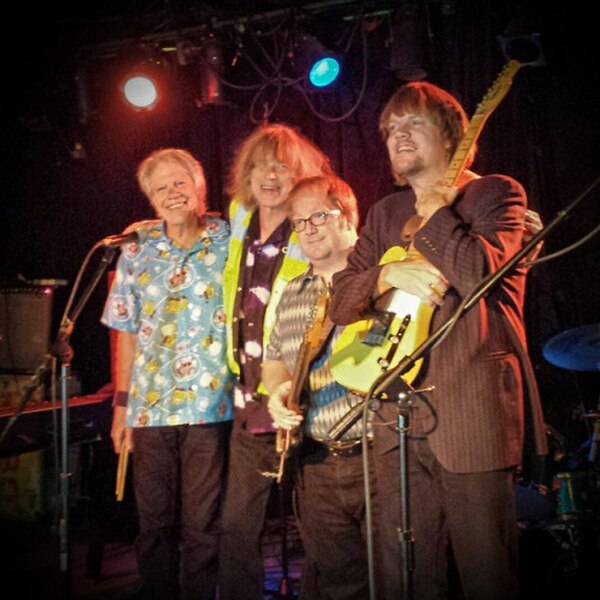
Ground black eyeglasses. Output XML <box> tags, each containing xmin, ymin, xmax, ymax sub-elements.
<box><xmin>289</xmin><ymin>209</ymin><xmax>341</xmax><ymax>233</ymax></box>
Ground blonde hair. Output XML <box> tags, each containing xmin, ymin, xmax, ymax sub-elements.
<box><xmin>379</xmin><ymin>81</ymin><xmax>471</xmax><ymax>185</ymax></box>
<box><xmin>287</xmin><ymin>174</ymin><xmax>359</xmax><ymax>231</ymax></box>
<box><xmin>227</xmin><ymin>123</ymin><xmax>333</xmax><ymax>208</ymax></box>
<box><xmin>136</xmin><ymin>148</ymin><xmax>207</xmax><ymax>215</ymax></box>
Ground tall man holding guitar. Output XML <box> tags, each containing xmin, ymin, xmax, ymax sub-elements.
<box><xmin>329</xmin><ymin>80</ymin><xmax>548</xmax><ymax>599</ymax></box>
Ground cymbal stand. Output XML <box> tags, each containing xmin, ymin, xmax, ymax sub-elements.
<box><xmin>586</xmin><ymin>402</ymin><xmax>600</xmax><ymax>467</ymax></box>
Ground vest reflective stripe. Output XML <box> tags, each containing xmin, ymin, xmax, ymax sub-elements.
<box><xmin>224</xmin><ymin>198</ymin><xmax>308</xmax><ymax>394</ymax></box>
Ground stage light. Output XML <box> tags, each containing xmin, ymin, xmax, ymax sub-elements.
<box><xmin>497</xmin><ymin>33</ymin><xmax>546</xmax><ymax>66</ymax></box>
<box><xmin>389</xmin><ymin>4</ymin><xmax>431</xmax><ymax>81</ymax></box>
<box><xmin>118</xmin><ymin>50</ymin><xmax>170</xmax><ymax>111</ymax></box>
<box><xmin>289</xmin><ymin>31</ymin><xmax>342</xmax><ymax>89</ymax></box>
<box><xmin>309</xmin><ymin>56</ymin><xmax>341</xmax><ymax>88</ymax></box>
<box><xmin>122</xmin><ymin>75</ymin><xmax>158</xmax><ymax>109</ymax></box>
<box><xmin>199</xmin><ymin>36</ymin><xmax>226</xmax><ymax>105</ymax></box>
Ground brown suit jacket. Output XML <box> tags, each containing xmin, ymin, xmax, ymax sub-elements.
<box><xmin>330</xmin><ymin>174</ymin><xmax>548</xmax><ymax>473</ymax></box>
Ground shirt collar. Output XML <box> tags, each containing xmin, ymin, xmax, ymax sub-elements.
<box><xmin>247</xmin><ymin>211</ymin><xmax>291</xmax><ymax>248</ymax></box>
<box><xmin>298</xmin><ymin>264</ymin><xmax>323</xmax><ymax>291</ymax></box>
<box><xmin>153</xmin><ymin>216</ymin><xmax>214</xmax><ymax>252</ymax></box>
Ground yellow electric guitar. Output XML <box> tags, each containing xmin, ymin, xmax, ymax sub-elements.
<box><xmin>330</xmin><ymin>60</ymin><xmax>522</xmax><ymax>394</ymax></box>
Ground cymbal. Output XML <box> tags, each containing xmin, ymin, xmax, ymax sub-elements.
<box><xmin>542</xmin><ymin>323</ymin><xmax>600</xmax><ymax>372</ymax></box>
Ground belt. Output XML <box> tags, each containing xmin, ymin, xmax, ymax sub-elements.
<box><xmin>305</xmin><ymin>437</ymin><xmax>372</xmax><ymax>458</ymax></box>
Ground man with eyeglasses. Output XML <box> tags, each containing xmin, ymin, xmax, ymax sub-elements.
<box><xmin>263</xmin><ymin>174</ymin><xmax>383</xmax><ymax>599</ymax></box>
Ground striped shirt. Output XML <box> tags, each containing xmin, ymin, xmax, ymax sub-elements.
<box><xmin>266</xmin><ymin>269</ymin><xmax>370</xmax><ymax>441</ymax></box>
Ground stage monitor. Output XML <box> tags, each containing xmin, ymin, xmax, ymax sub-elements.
<box><xmin>0</xmin><ymin>286</ymin><xmax>54</xmax><ymax>373</ymax></box>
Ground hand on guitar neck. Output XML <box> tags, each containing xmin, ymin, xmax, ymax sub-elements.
<box><xmin>265</xmin><ymin>287</ymin><xmax>331</xmax><ymax>483</ymax></box>
<box><xmin>401</xmin><ymin>177</ymin><xmax>466</xmax><ymax>243</ymax></box>
<box><xmin>414</xmin><ymin>181</ymin><xmax>460</xmax><ymax>221</ymax></box>
<box><xmin>268</xmin><ymin>376</ymin><xmax>305</xmax><ymax>484</ymax></box>
<box><xmin>268</xmin><ymin>380</ymin><xmax>304</xmax><ymax>432</ymax></box>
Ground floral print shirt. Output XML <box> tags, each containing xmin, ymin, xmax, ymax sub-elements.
<box><xmin>101</xmin><ymin>216</ymin><xmax>233</xmax><ymax>427</ymax></box>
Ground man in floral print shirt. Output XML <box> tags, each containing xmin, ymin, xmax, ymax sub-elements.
<box><xmin>102</xmin><ymin>148</ymin><xmax>232</xmax><ymax>600</ymax></box>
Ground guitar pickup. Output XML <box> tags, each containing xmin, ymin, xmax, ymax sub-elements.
<box><xmin>363</xmin><ymin>310</ymin><xmax>395</xmax><ymax>347</ymax></box>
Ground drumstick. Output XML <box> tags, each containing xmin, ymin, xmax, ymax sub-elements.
<box><xmin>115</xmin><ymin>448</ymin><xmax>130</xmax><ymax>502</ymax></box>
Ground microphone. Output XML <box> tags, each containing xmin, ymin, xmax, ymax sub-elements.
<box><xmin>99</xmin><ymin>230</ymin><xmax>145</xmax><ymax>248</ymax></box>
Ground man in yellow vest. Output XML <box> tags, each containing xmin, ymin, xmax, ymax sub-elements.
<box><xmin>219</xmin><ymin>123</ymin><xmax>334</xmax><ymax>600</ymax></box>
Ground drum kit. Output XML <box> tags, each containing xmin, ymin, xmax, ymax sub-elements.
<box><xmin>517</xmin><ymin>323</ymin><xmax>600</xmax><ymax>591</ymax></box>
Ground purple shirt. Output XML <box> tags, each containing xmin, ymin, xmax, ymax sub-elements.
<box><xmin>237</xmin><ymin>212</ymin><xmax>291</xmax><ymax>432</ymax></box>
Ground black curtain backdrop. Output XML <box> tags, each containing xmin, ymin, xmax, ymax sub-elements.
<box><xmin>2</xmin><ymin>1</ymin><xmax>598</xmax><ymax>470</ymax></box>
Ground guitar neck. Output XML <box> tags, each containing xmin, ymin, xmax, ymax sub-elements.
<box><xmin>443</xmin><ymin>113</ymin><xmax>485</xmax><ymax>187</ymax></box>
<box><xmin>285</xmin><ymin>338</ymin><xmax>312</xmax><ymax>413</ymax></box>
<box><xmin>284</xmin><ymin>286</ymin><xmax>330</xmax><ymax>413</ymax></box>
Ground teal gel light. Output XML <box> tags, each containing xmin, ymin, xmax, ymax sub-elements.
<box><xmin>308</xmin><ymin>57</ymin><xmax>340</xmax><ymax>88</ymax></box>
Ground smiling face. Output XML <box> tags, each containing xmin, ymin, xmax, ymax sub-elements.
<box><xmin>385</xmin><ymin>111</ymin><xmax>450</xmax><ymax>182</ymax></box>
<box><xmin>147</xmin><ymin>160</ymin><xmax>205</xmax><ymax>228</ymax></box>
<box><xmin>289</xmin><ymin>192</ymin><xmax>350</xmax><ymax>265</ymax></box>
<box><xmin>379</xmin><ymin>82</ymin><xmax>469</xmax><ymax>186</ymax></box>
<box><xmin>249</xmin><ymin>152</ymin><xmax>296</xmax><ymax>211</ymax></box>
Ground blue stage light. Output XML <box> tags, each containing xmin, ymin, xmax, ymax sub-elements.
<box><xmin>308</xmin><ymin>57</ymin><xmax>341</xmax><ymax>88</ymax></box>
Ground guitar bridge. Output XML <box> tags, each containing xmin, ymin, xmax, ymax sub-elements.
<box><xmin>377</xmin><ymin>314</ymin><xmax>411</xmax><ymax>371</ymax></box>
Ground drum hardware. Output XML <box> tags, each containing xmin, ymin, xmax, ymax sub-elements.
<box><xmin>554</xmin><ymin>471</ymin><xmax>600</xmax><ymax>518</ymax></box>
<box><xmin>543</xmin><ymin>324</ymin><xmax>600</xmax><ymax>467</ymax></box>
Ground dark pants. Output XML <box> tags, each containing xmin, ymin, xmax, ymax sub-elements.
<box><xmin>218</xmin><ymin>427</ymin><xmax>278</xmax><ymax>600</ymax></box>
<box><xmin>132</xmin><ymin>421</ymin><xmax>231</xmax><ymax>600</ymax></box>
<box><xmin>376</xmin><ymin>438</ymin><xmax>519</xmax><ymax>600</ymax></box>
<box><xmin>295</xmin><ymin>442</ymin><xmax>380</xmax><ymax>600</ymax></box>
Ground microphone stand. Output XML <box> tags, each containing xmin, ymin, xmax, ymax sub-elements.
<box><xmin>49</xmin><ymin>244</ymin><xmax>118</xmax><ymax>598</ymax></box>
<box><xmin>329</xmin><ymin>176</ymin><xmax>599</xmax><ymax>599</ymax></box>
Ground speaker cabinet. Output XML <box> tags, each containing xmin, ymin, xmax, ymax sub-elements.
<box><xmin>0</xmin><ymin>287</ymin><xmax>54</xmax><ymax>373</ymax></box>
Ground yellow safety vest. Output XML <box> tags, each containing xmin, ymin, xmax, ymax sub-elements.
<box><xmin>223</xmin><ymin>198</ymin><xmax>308</xmax><ymax>395</ymax></box>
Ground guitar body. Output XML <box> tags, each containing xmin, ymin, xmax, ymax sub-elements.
<box><xmin>330</xmin><ymin>246</ymin><xmax>434</xmax><ymax>394</ymax></box>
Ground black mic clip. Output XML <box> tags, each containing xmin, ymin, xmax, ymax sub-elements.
<box><xmin>52</xmin><ymin>319</ymin><xmax>75</xmax><ymax>363</ymax></box>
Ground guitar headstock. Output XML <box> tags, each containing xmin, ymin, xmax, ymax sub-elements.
<box><xmin>475</xmin><ymin>60</ymin><xmax>521</xmax><ymax>117</ymax></box>
<box><xmin>445</xmin><ymin>59</ymin><xmax>522</xmax><ymax>186</ymax></box>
